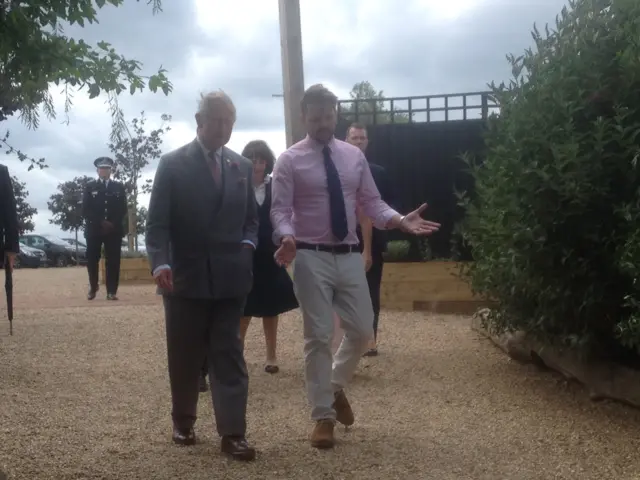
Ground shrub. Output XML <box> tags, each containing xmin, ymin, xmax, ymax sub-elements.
<box><xmin>383</xmin><ymin>240</ymin><xmax>411</xmax><ymax>262</ymax></box>
<box><xmin>460</xmin><ymin>0</ymin><xmax>640</xmax><ymax>361</ymax></box>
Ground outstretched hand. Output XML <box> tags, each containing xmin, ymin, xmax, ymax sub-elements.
<box><xmin>274</xmin><ymin>235</ymin><xmax>296</xmax><ymax>267</ymax></box>
<box><xmin>400</xmin><ymin>203</ymin><xmax>441</xmax><ymax>236</ymax></box>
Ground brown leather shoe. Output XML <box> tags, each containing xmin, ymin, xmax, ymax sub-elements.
<box><xmin>310</xmin><ymin>419</ymin><xmax>335</xmax><ymax>449</ymax></box>
<box><xmin>333</xmin><ymin>389</ymin><xmax>354</xmax><ymax>426</ymax></box>
<box><xmin>172</xmin><ymin>426</ymin><xmax>196</xmax><ymax>446</ymax></box>
<box><xmin>221</xmin><ymin>436</ymin><xmax>256</xmax><ymax>461</ymax></box>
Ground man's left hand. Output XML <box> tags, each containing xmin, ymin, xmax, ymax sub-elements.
<box><xmin>362</xmin><ymin>251</ymin><xmax>372</xmax><ymax>272</ymax></box>
<box><xmin>400</xmin><ymin>203</ymin><xmax>441</xmax><ymax>236</ymax></box>
<box><xmin>5</xmin><ymin>252</ymin><xmax>16</xmax><ymax>269</ymax></box>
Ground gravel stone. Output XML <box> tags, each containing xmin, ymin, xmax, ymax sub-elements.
<box><xmin>1</xmin><ymin>268</ymin><xmax>639</xmax><ymax>479</ymax></box>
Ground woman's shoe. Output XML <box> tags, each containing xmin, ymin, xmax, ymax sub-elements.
<box><xmin>264</xmin><ymin>364</ymin><xmax>279</xmax><ymax>374</ymax></box>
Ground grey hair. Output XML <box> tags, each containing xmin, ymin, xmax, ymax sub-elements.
<box><xmin>197</xmin><ymin>90</ymin><xmax>236</xmax><ymax>120</ymax></box>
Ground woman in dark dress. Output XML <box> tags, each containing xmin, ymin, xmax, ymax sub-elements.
<box><xmin>239</xmin><ymin>140</ymin><xmax>298</xmax><ymax>373</ymax></box>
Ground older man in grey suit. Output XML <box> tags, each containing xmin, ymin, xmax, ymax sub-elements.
<box><xmin>145</xmin><ymin>90</ymin><xmax>258</xmax><ymax>461</ymax></box>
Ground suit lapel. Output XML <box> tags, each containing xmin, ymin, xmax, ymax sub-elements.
<box><xmin>185</xmin><ymin>141</ymin><xmax>243</xmax><ymax>220</ymax></box>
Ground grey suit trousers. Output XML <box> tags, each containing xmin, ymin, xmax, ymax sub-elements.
<box><xmin>163</xmin><ymin>295</ymin><xmax>248</xmax><ymax>437</ymax></box>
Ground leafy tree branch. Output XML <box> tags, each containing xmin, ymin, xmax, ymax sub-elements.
<box><xmin>0</xmin><ymin>0</ymin><xmax>173</xmax><ymax>169</ymax></box>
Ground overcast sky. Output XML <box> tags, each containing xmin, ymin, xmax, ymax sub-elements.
<box><xmin>2</xmin><ymin>0</ymin><xmax>569</xmax><ymax>238</ymax></box>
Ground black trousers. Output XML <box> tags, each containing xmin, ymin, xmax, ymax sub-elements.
<box><xmin>164</xmin><ymin>295</ymin><xmax>248</xmax><ymax>437</ymax></box>
<box><xmin>366</xmin><ymin>252</ymin><xmax>384</xmax><ymax>339</ymax></box>
<box><xmin>201</xmin><ymin>357</ymin><xmax>208</xmax><ymax>378</ymax></box>
<box><xmin>86</xmin><ymin>233</ymin><xmax>122</xmax><ymax>294</ymax></box>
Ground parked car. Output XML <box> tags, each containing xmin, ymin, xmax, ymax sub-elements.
<box><xmin>15</xmin><ymin>242</ymin><xmax>47</xmax><ymax>269</ymax></box>
<box><xmin>20</xmin><ymin>234</ymin><xmax>80</xmax><ymax>267</ymax></box>
<box><xmin>62</xmin><ymin>238</ymin><xmax>86</xmax><ymax>249</ymax></box>
<box><xmin>62</xmin><ymin>238</ymin><xmax>89</xmax><ymax>265</ymax></box>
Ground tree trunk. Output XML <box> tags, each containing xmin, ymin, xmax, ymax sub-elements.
<box><xmin>128</xmin><ymin>207</ymin><xmax>136</xmax><ymax>252</ymax></box>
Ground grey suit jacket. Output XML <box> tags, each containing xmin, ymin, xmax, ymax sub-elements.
<box><xmin>145</xmin><ymin>139</ymin><xmax>259</xmax><ymax>299</ymax></box>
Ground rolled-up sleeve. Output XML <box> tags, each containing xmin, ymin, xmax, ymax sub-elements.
<box><xmin>357</xmin><ymin>152</ymin><xmax>398</xmax><ymax>229</ymax></box>
<box><xmin>270</xmin><ymin>151</ymin><xmax>295</xmax><ymax>245</ymax></box>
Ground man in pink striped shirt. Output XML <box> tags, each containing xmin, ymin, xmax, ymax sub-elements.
<box><xmin>271</xmin><ymin>84</ymin><xmax>440</xmax><ymax>449</ymax></box>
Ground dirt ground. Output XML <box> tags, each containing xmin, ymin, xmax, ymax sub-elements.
<box><xmin>1</xmin><ymin>268</ymin><xmax>640</xmax><ymax>480</ymax></box>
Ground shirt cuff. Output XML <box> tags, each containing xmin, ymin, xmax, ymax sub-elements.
<box><xmin>241</xmin><ymin>240</ymin><xmax>256</xmax><ymax>249</ymax></box>
<box><xmin>152</xmin><ymin>264</ymin><xmax>171</xmax><ymax>277</ymax></box>
<box><xmin>272</xmin><ymin>226</ymin><xmax>295</xmax><ymax>246</ymax></box>
<box><xmin>376</xmin><ymin>208</ymin><xmax>400</xmax><ymax>230</ymax></box>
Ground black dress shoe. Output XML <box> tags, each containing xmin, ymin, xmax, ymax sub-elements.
<box><xmin>106</xmin><ymin>293</ymin><xmax>118</xmax><ymax>301</ymax></box>
<box><xmin>87</xmin><ymin>289</ymin><xmax>97</xmax><ymax>300</ymax></box>
<box><xmin>172</xmin><ymin>427</ymin><xmax>196</xmax><ymax>446</ymax></box>
<box><xmin>199</xmin><ymin>375</ymin><xmax>208</xmax><ymax>392</ymax></box>
<box><xmin>221</xmin><ymin>436</ymin><xmax>256</xmax><ymax>461</ymax></box>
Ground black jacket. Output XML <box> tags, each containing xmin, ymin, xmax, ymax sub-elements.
<box><xmin>358</xmin><ymin>162</ymin><xmax>396</xmax><ymax>255</ymax></box>
<box><xmin>0</xmin><ymin>164</ymin><xmax>19</xmax><ymax>259</ymax></box>
<box><xmin>82</xmin><ymin>178</ymin><xmax>128</xmax><ymax>238</ymax></box>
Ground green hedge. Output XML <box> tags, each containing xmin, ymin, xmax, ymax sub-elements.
<box><xmin>460</xmin><ymin>0</ymin><xmax>640</xmax><ymax>362</ymax></box>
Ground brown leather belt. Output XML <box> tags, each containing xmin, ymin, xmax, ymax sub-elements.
<box><xmin>296</xmin><ymin>242</ymin><xmax>359</xmax><ymax>254</ymax></box>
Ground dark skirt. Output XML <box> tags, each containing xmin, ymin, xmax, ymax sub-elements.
<box><xmin>244</xmin><ymin>248</ymin><xmax>299</xmax><ymax>318</ymax></box>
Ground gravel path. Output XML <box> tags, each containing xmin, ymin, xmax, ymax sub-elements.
<box><xmin>1</xmin><ymin>268</ymin><xmax>639</xmax><ymax>479</ymax></box>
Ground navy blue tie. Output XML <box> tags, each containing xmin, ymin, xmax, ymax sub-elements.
<box><xmin>322</xmin><ymin>145</ymin><xmax>348</xmax><ymax>241</ymax></box>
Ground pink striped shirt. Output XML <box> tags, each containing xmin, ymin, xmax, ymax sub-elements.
<box><xmin>270</xmin><ymin>135</ymin><xmax>398</xmax><ymax>245</ymax></box>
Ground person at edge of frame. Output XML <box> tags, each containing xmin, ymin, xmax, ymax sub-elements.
<box><xmin>0</xmin><ymin>163</ymin><xmax>20</xmax><ymax>271</ymax></box>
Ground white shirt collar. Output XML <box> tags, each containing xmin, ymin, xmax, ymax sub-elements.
<box><xmin>196</xmin><ymin>136</ymin><xmax>222</xmax><ymax>160</ymax></box>
<box><xmin>254</xmin><ymin>175</ymin><xmax>270</xmax><ymax>205</ymax></box>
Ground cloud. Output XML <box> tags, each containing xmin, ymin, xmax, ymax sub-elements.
<box><xmin>1</xmin><ymin>0</ymin><xmax>570</xmax><ymax>237</ymax></box>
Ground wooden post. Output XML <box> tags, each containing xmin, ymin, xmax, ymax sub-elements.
<box><xmin>278</xmin><ymin>0</ymin><xmax>306</xmax><ymax>148</ymax></box>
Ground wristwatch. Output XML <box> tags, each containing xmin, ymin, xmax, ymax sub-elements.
<box><xmin>398</xmin><ymin>215</ymin><xmax>407</xmax><ymax>228</ymax></box>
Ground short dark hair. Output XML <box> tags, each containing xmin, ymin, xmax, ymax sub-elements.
<box><xmin>301</xmin><ymin>83</ymin><xmax>338</xmax><ymax>113</ymax></box>
<box><xmin>347</xmin><ymin>122</ymin><xmax>367</xmax><ymax>136</ymax></box>
<box><xmin>241</xmin><ymin>140</ymin><xmax>275</xmax><ymax>175</ymax></box>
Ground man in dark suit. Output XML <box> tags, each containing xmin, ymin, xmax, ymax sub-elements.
<box><xmin>145</xmin><ymin>90</ymin><xmax>258</xmax><ymax>462</ymax></box>
<box><xmin>0</xmin><ymin>164</ymin><xmax>20</xmax><ymax>270</ymax></box>
<box><xmin>82</xmin><ymin>157</ymin><xmax>128</xmax><ymax>301</ymax></box>
<box><xmin>347</xmin><ymin>122</ymin><xmax>396</xmax><ymax>356</ymax></box>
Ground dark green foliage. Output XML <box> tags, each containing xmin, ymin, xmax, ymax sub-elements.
<box><xmin>340</xmin><ymin>81</ymin><xmax>410</xmax><ymax>125</ymax></box>
<box><xmin>47</xmin><ymin>176</ymin><xmax>91</xmax><ymax>232</ymax></box>
<box><xmin>11</xmin><ymin>175</ymin><xmax>37</xmax><ymax>234</ymax></box>
<box><xmin>459</xmin><ymin>0</ymin><xmax>640</xmax><ymax>359</ymax></box>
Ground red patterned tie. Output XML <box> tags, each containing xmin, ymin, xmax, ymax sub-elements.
<box><xmin>208</xmin><ymin>151</ymin><xmax>221</xmax><ymax>185</ymax></box>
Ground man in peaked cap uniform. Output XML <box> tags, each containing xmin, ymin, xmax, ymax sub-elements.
<box><xmin>82</xmin><ymin>156</ymin><xmax>128</xmax><ymax>300</ymax></box>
